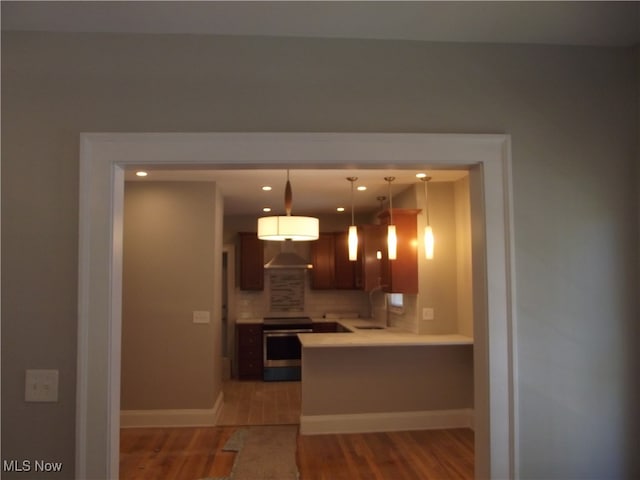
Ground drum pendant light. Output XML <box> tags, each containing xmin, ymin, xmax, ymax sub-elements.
<box><xmin>257</xmin><ymin>170</ymin><xmax>319</xmax><ymax>241</ymax></box>
<box><xmin>346</xmin><ymin>177</ymin><xmax>358</xmax><ymax>261</ymax></box>
<box><xmin>385</xmin><ymin>176</ymin><xmax>397</xmax><ymax>261</ymax></box>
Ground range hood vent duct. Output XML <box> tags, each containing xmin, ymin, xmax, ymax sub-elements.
<box><xmin>264</xmin><ymin>240</ymin><xmax>313</xmax><ymax>269</ymax></box>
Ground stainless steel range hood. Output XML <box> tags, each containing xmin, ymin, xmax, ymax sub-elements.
<box><xmin>264</xmin><ymin>240</ymin><xmax>313</xmax><ymax>269</ymax></box>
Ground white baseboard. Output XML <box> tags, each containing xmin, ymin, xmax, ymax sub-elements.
<box><xmin>300</xmin><ymin>408</ymin><xmax>473</xmax><ymax>435</ymax></box>
<box><xmin>120</xmin><ymin>391</ymin><xmax>224</xmax><ymax>428</ymax></box>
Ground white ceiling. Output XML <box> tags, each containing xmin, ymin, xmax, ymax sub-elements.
<box><xmin>4</xmin><ymin>1</ymin><xmax>637</xmax><ymax>216</ymax></box>
<box><xmin>125</xmin><ymin>168</ymin><xmax>468</xmax><ymax>216</ymax></box>
<box><xmin>2</xmin><ymin>1</ymin><xmax>639</xmax><ymax>46</ymax></box>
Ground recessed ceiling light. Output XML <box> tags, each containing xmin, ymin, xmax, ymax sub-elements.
<box><xmin>262</xmin><ymin>186</ymin><xmax>272</xmax><ymax>191</ymax></box>
<box><xmin>336</xmin><ymin>207</ymin><xmax>345</xmax><ymax>212</ymax></box>
<box><xmin>357</xmin><ymin>185</ymin><xmax>367</xmax><ymax>191</ymax></box>
<box><xmin>263</xmin><ymin>207</ymin><xmax>272</xmax><ymax>212</ymax></box>
<box><xmin>416</xmin><ymin>173</ymin><xmax>427</xmax><ymax>178</ymax></box>
<box><xmin>135</xmin><ymin>171</ymin><xmax>148</xmax><ymax>177</ymax></box>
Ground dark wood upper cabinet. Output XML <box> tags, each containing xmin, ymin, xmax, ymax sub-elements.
<box><xmin>309</xmin><ymin>233</ymin><xmax>336</xmax><ymax>289</ymax></box>
<box><xmin>333</xmin><ymin>231</ymin><xmax>359</xmax><ymax>289</ymax></box>
<box><xmin>377</xmin><ymin>209</ymin><xmax>420</xmax><ymax>294</ymax></box>
<box><xmin>310</xmin><ymin>231</ymin><xmax>366</xmax><ymax>290</ymax></box>
<box><xmin>312</xmin><ymin>228</ymin><xmax>392</xmax><ymax>291</ymax></box>
<box><xmin>238</xmin><ymin>232</ymin><xmax>264</xmax><ymax>290</ymax></box>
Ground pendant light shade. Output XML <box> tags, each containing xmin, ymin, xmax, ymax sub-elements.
<box><xmin>258</xmin><ymin>170</ymin><xmax>319</xmax><ymax>241</ymax></box>
<box><xmin>258</xmin><ymin>216</ymin><xmax>319</xmax><ymax>241</ymax></box>
<box><xmin>418</xmin><ymin>174</ymin><xmax>435</xmax><ymax>259</ymax></box>
<box><xmin>385</xmin><ymin>176</ymin><xmax>397</xmax><ymax>261</ymax></box>
<box><xmin>346</xmin><ymin>177</ymin><xmax>359</xmax><ymax>261</ymax></box>
<box><xmin>424</xmin><ymin>225</ymin><xmax>434</xmax><ymax>260</ymax></box>
<box><xmin>387</xmin><ymin>224</ymin><xmax>397</xmax><ymax>260</ymax></box>
<box><xmin>348</xmin><ymin>225</ymin><xmax>359</xmax><ymax>261</ymax></box>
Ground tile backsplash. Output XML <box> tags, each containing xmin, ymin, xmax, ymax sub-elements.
<box><xmin>269</xmin><ymin>270</ymin><xmax>305</xmax><ymax>312</ymax></box>
<box><xmin>236</xmin><ymin>270</ymin><xmax>370</xmax><ymax>319</ymax></box>
<box><xmin>236</xmin><ymin>270</ymin><xmax>421</xmax><ymax>332</ymax></box>
<box><xmin>305</xmin><ymin>288</ymin><xmax>370</xmax><ymax>318</ymax></box>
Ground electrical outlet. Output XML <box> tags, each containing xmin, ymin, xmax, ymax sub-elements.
<box><xmin>25</xmin><ymin>369</ymin><xmax>59</xmax><ymax>402</ymax></box>
<box><xmin>422</xmin><ymin>307</ymin><xmax>435</xmax><ymax>321</ymax></box>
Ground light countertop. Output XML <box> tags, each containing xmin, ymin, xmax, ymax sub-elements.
<box><xmin>234</xmin><ymin>316</ymin><xmax>357</xmax><ymax>324</ymax></box>
<box><xmin>298</xmin><ymin>319</ymin><xmax>474</xmax><ymax>348</ymax></box>
<box><xmin>235</xmin><ymin>317</ymin><xmax>473</xmax><ymax>347</ymax></box>
<box><xmin>235</xmin><ymin>317</ymin><xmax>265</xmax><ymax>324</ymax></box>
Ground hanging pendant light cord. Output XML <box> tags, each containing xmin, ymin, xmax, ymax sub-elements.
<box><xmin>351</xmin><ymin>180</ymin><xmax>355</xmax><ymax>225</ymax></box>
<box><xmin>347</xmin><ymin>177</ymin><xmax>358</xmax><ymax>225</ymax></box>
<box><xmin>422</xmin><ymin>176</ymin><xmax>431</xmax><ymax>225</ymax></box>
<box><xmin>385</xmin><ymin>176</ymin><xmax>395</xmax><ymax>222</ymax></box>
<box><xmin>284</xmin><ymin>169</ymin><xmax>292</xmax><ymax>216</ymax></box>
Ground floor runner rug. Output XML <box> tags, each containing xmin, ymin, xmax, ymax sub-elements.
<box><xmin>231</xmin><ymin>425</ymin><xmax>299</xmax><ymax>480</ymax></box>
<box><xmin>201</xmin><ymin>425</ymin><xmax>298</xmax><ymax>480</ymax></box>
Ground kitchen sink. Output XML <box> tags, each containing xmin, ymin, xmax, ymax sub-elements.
<box><xmin>355</xmin><ymin>326</ymin><xmax>386</xmax><ymax>330</ymax></box>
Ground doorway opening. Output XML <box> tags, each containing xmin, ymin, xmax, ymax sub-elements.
<box><xmin>77</xmin><ymin>132</ymin><xmax>517</xmax><ymax>479</ymax></box>
<box><xmin>120</xmin><ymin>167</ymin><xmax>474</xmax><ymax>431</ymax></box>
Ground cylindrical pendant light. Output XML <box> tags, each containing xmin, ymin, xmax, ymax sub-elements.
<box><xmin>346</xmin><ymin>177</ymin><xmax>359</xmax><ymax>261</ymax></box>
<box><xmin>418</xmin><ymin>174</ymin><xmax>435</xmax><ymax>259</ymax></box>
<box><xmin>385</xmin><ymin>177</ymin><xmax>397</xmax><ymax>260</ymax></box>
<box><xmin>258</xmin><ymin>170</ymin><xmax>319</xmax><ymax>241</ymax></box>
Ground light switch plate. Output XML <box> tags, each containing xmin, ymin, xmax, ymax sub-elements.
<box><xmin>25</xmin><ymin>369</ymin><xmax>59</xmax><ymax>402</ymax></box>
<box><xmin>422</xmin><ymin>307</ymin><xmax>435</xmax><ymax>321</ymax></box>
<box><xmin>192</xmin><ymin>310</ymin><xmax>211</xmax><ymax>324</ymax></box>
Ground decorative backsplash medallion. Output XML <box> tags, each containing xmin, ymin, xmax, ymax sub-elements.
<box><xmin>270</xmin><ymin>270</ymin><xmax>305</xmax><ymax>312</ymax></box>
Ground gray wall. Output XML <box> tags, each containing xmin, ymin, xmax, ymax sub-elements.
<box><xmin>122</xmin><ymin>181</ymin><xmax>222</xmax><ymax>410</ymax></box>
<box><xmin>382</xmin><ymin>181</ymin><xmax>468</xmax><ymax>334</ymax></box>
<box><xmin>302</xmin><ymin>345</ymin><xmax>473</xmax><ymax>414</ymax></box>
<box><xmin>1</xmin><ymin>31</ymin><xmax>638</xmax><ymax>478</ymax></box>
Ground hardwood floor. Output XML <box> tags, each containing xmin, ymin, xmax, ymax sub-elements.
<box><xmin>297</xmin><ymin>428</ymin><xmax>474</xmax><ymax>480</ymax></box>
<box><xmin>217</xmin><ymin>380</ymin><xmax>301</xmax><ymax>426</ymax></box>
<box><xmin>119</xmin><ymin>426</ymin><xmax>237</xmax><ymax>480</ymax></box>
<box><xmin>120</xmin><ymin>426</ymin><xmax>474</xmax><ymax>480</ymax></box>
<box><xmin>121</xmin><ymin>381</ymin><xmax>474</xmax><ymax>479</ymax></box>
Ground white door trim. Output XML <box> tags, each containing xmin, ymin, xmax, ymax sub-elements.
<box><xmin>76</xmin><ymin>132</ymin><xmax>517</xmax><ymax>479</ymax></box>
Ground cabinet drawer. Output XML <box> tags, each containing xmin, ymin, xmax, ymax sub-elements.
<box><xmin>237</xmin><ymin>324</ymin><xmax>263</xmax><ymax>346</ymax></box>
<box><xmin>239</xmin><ymin>357</ymin><xmax>262</xmax><ymax>370</ymax></box>
<box><xmin>237</xmin><ymin>323</ymin><xmax>264</xmax><ymax>379</ymax></box>
<box><xmin>238</xmin><ymin>347</ymin><xmax>262</xmax><ymax>361</ymax></box>
<box><xmin>238</xmin><ymin>355</ymin><xmax>263</xmax><ymax>378</ymax></box>
<box><xmin>238</xmin><ymin>324</ymin><xmax>262</xmax><ymax>335</ymax></box>
<box><xmin>238</xmin><ymin>334</ymin><xmax>262</xmax><ymax>347</ymax></box>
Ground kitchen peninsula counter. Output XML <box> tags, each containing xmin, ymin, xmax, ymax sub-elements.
<box><xmin>298</xmin><ymin>318</ymin><xmax>474</xmax><ymax>436</ymax></box>
<box><xmin>298</xmin><ymin>319</ymin><xmax>473</xmax><ymax>347</ymax></box>
<box><xmin>234</xmin><ymin>317</ymin><xmax>351</xmax><ymax>324</ymax></box>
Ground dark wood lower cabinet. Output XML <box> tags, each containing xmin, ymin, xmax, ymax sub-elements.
<box><xmin>312</xmin><ymin>322</ymin><xmax>338</xmax><ymax>333</ymax></box>
<box><xmin>236</xmin><ymin>323</ymin><xmax>263</xmax><ymax>379</ymax></box>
